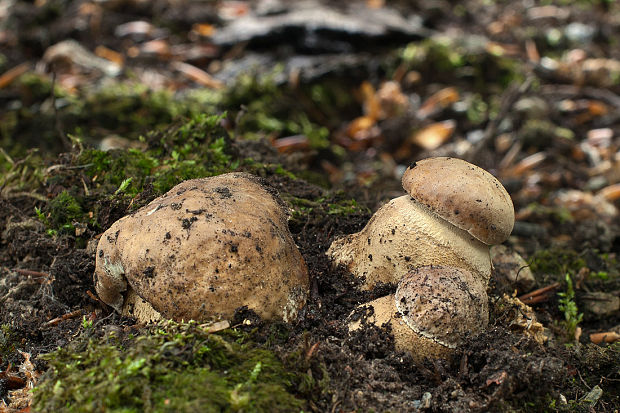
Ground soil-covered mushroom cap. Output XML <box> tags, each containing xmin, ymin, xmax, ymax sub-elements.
<box><xmin>348</xmin><ymin>265</ymin><xmax>488</xmax><ymax>361</ymax></box>
<box><xmin>402</xmin><ymin>157</ymin><xmax>515</xmax><ymax>245</ymax></box>
<box><xmin>94</xmin><ymin>172</ymin><xmax>309</xmax><ymax>323</ymax></box>
<box><xmin>395</xmin><ymin>265</ymin><xmax>488</xmax><ymax>349</ymax></box>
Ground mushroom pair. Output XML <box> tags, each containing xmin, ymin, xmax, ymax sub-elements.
<box><xmin>94</xmin><ymin>172</ymin><xmax>309</xmax><ymax>324</ymax></box>
<box><xmin>330</xmin><ymin>157</ymin><xmax>515</xmax><ymax>359</ymax></box>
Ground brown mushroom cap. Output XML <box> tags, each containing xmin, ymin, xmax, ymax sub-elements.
<box><xmin>402</xmin><ymin>157</ymin><xmax>515</xmax><ymax>245</ymax></box>
<box><xmin>94</xmin><ymin>172</ymin><xmax>309</xmax><ymax>323</ymax></box>
<box><xmin>395</xmin><ymin>265</ymin><xmax>488</xmax><ymax>349</ymax></box>
<box><xmin>348</xmin><ymin>265</ymin><xmax>488</xmax><ymax>361</ymax></box>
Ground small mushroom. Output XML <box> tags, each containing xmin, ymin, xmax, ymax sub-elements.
<box><xmin>328</xmin><ymin>157</ymin><xmax>514</xmax><ymax>289</ymax></box>
<box><xmin>349</xmin><ymin>265</ymin><xmax>488</xmax><ymax>361</ymax></box>
<box><xmin>94</xmin><ymin>172</ymin><xmax>309</xmax><ymax>323</ymax></box>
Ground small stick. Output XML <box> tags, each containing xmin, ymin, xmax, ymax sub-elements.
<box><xmin>86</xmin><ymin>290</ymin><xmax>102</xmax><ymax>302</ymax></box>
<box><xmin>305</xmin><ymin>342</ymin><xmax>320</xmax><ymax>361</ymax></box>
<box><xmin>13</xmin><ymin>268</ymin><xmax>50</xmax><ymax>278</ymax></box>
<box><xmin>44</xmin><ymin>309</ymin><xmax>83</xmax><ymax>326</ymax></box>
<box><xmin>518</xmin><ymin>282</ymin><xmax>561</xmax><ymax>303</ymax></box>
<box><xmin>519</xmin><ymin>294</ymin><xmax>553</xmax><ymax>305</ymax></box>
<box><xmin>465</xmin><ymin>76</ymin><xmax>534</xmax><ymax>162</ymax></box>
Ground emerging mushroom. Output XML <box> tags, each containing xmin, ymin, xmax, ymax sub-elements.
<box><xmin>349</xmin><ymin>265</ymin><xmax>488</xmax><ymax>361</ymax></box>
<box><xmin>94</xmin><ymin>172</ymin><xmax>309</xmax><ymax>323</ymax></box>
<box><xmin>328</xmin><ymin>157</ymin><xmax>514</xmax><ymax>289</ymax></box>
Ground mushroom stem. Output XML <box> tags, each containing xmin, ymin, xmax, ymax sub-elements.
<box><xmin>329</xmin><ymin>195</ymin><xmax>491</xmax><ymax>289</ymax></box>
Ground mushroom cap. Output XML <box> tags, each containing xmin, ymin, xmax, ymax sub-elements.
<box><xmin>395</xmin><ymin>265</ymin><xmax>488</xmax><ymax>349</ymax></box>
<box><xmin>328</xmin><ymin>195</ymin><xmax>492</xmax><ymax>289</ymax></box>
<box><xmin>402</xmin><ymin>157</ymin><xmax>515</xmax><ymax>245</ymax></box>
<box><xmin>94</xmin><ymin>172</ymin><xmax>309</xmax><ymax>323</ymax></box>
<box><xmin>349</xmin><ymin>294</ymin><xmax>452</xmax><ymax>362</ymax></box>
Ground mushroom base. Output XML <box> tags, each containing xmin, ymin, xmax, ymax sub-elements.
<box><xmin>122</xmin><ymin>289</ymin><xmax>162</xmax><ymax>324</ymax></box>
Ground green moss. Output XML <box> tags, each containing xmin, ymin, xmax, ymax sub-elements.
<box><xmin>46</xmin><ymin>190</ymin><xmax>85</xmax><ymax>234</ymax></box>
<box><xmin>327</xmin><ymin>199</ymin><xmax>368</xmax><ymax>216</ymax></box>
<box><xmin>79</xmin><ymin>148</ymin><xmax>159</xmax><ymax>197</ymax></box>
<box><xmin>0</xmin><ymin>149</ymin><xmax>46</xmax><ymax>198</ymax></box>
<box><xmin>284</xmin><ymin>192</ymin><xmax>371</xmax><ymax>228</ymax></box>
<box><xmin>31</xmin><ymin>112</ymin><xmax>236</xmax><ymax>237</ymax></box>
<box><xmin>400</xmin><ymin>36</ymin><xmax>522</xmax><ymax>87</ymax></box>
<box><xmin>33</xmin><ymin>321</ymin><xmax>306</xmax><ymax>412</ymax></box>
<box><xmin>0</xmin><ymin>324</ymin><xmax>16</xmax><ymax>361</ymax></box>
<box><xmin>529</xmin><ymin>248</ymin><xmax>587</xmax><ymax>278</ymax></box>
<box><xmin>528</xmin><ymin>248</ymin><xmax>619</xmax><ymax>281</ymax></box>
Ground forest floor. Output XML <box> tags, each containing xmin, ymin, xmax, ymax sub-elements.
<box><xmin>0</xmin><ymin>0</ymin><xmax>619</xmax><ymax>412</ymax></box>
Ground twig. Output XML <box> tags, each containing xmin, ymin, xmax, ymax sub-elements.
<box><xmin>44</xmin><ymin>309</ymin><xmax>83</xmax><ymax>326</ymax></box>
<box><xmin>518</xmin><ymin>282</ymin><xmax>561</xmax><ymax>304</ymax></box>
<box><xmin>305</xmin><ymin>342</ymin><xmax>320</xmax><ymax>361</ymax></box>
<box><xmin>540</xmin><ymin>84</ymin><xmax>620</xmax><ymax>109</ymax></box>
<box><xmin>13</xmin><ymin>268</ymin><xmax>50</xmax><ymax>278</ymax></box>
<box><xmin>50</xmin><ymin>70</ymin><xmax>71</xmax><ymax>151</ymax></box>
<box><xmin>465</xmin><ymin>75</ymin><xmax>534</xmax><ymax>163</ymax></box>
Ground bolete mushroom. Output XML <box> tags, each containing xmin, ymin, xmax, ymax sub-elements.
<box><xmin>328</xmin><ymin>157</ymin><xmax>514</xmax><ymax>289</ymax></box>
<box><xmin>94</xmin><ymin>172</ymin><xmax>309</xmax><ymax>323</ymax></box>
<box><xmin>349</xmin><ymin>265</ymin><xmax>488</xmax><ymax>361</ymax></box>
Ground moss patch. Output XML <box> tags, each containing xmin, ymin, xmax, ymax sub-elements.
<box><xmin>33</xmin><ymin>321</ymin><xmax>307</xmax><ymax>413</ymax></box>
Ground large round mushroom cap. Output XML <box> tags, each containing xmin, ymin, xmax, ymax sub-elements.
<box><xmin>395</xmin><ymin>265</ymin><xmax>488</xmax><ymax>349</ymax></box>
<box><xmin>94</xmin><ymin>172</ymin><xmax>309</xmax><ymax>323</ymax></box>
<box><xmin>402</xmin><ymin>157</ymin><xmax>514</xmax><ymax>245</ymax></box>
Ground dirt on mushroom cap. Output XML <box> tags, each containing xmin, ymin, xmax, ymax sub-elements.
<box><xmin>94</xmin><ymin>172</ymin><xmax>309</xmax><ymax>323</ymax></box>
<box><xmin>348</xmin><ymin>265</ymin><xmax>488</xmax><ymax>361</ymax></box>
<box><xmin>402</xmin><ymin>157</ymin><xmax>515</xmax><ymax>245</ymax></box>
<box><xmin>395</xmin><ymin>265</ymin><xmax>489</xmax><ymax>349</ymax></box>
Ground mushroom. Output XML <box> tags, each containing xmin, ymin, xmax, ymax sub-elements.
<box><xmin>94</xmin><ymin>172</ymin><xmax>309</xmax><ymax>323</ymax></box>
<box><xmin>349</xmin><ymin>265</ymin><xmax>488</xmax><ymax>361</ymax></box>
<box><xmin>328</xmin><ymin>157</ymin><xmax>514</xmax><ymax>289</ymax></box>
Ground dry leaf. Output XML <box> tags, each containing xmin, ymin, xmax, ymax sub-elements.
<box><xmin>347</xmin><ymin>115</ymin><xmax>376</xmax><ymax>139</ymax></box>
<box><xmin>171</xmin><ymin>61</ymin><xmax>223</xmax><ymax>89</ymax></box>
<box><xmin>376</xmin><ymin>81</ymin><xmax>409</xmax><ymax>119</ymax></box>
<box><xmin>192</xmin><ymin>23</ymin><xmax>216</xmax><ymax>37</ymax></box>
<box><xmin>272</xmin><ymin>135</ymin><xmax>309</xmax><ymax>153</ymax></box>
<box><xmin>218</xmin><ymin>1</ymin><xmax>250</xmax><ymax>20</ymax></box>
<box><xmin>590</xmin><ymin>331</ymin><xmax>620</xmax><ymax>345</ymax></box>
<box><xmin>94</xmin><ymin>45</ymin><xmax>124</xmax><ymax>66</ymax></box>
<box><xmin>0</xmin><ymin>63</ymin><xmax>29</xmax><ymax>89</ymax></box>
<box><xmin>418</xmin><ymin>87</ymin><xmax>459</xmax><ymax>119</ymax></box>
<box><xmin>141</xmin><ymin>39</ymin><xmax>171</xmax><ymax>58</ymax></box>
<box><xmin>598</xmin><ymin>183</ymin><xmax>620</xmax><ymax>201</ymax></box>
<box><xmin>510</xmin><ymin>152</ymin><xmax>546</xmax><ymax>176</ymax></box>
<box><xmin>410</xmin><ymin>120</ymin><xmax>456</xmax><ymax>150</ymax></box>
<box><xmin>360</xmin><ymin>81</ymin><xmax>381</xmax><ymax>121</ymax></box>
<box><xmin>115</xmin><ymin>21</ymin><xmax>155</xmax><ymax>38</ymax></box>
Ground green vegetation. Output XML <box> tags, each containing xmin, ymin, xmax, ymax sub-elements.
<box><xmin>30</xmin><ymin>112</ymin><xmax>237</xmax><ymax>237</ymax></box>
<box><xmin>557</xmin><ymin>273</ymin><xmax>583</xmax><ymax>340</ymax></box>
<box><xmin>0</xmin><ymin>324</ymin><xmax>16</xmax><ymax>361</ymax></box>
<box><xmin>33</xmin><ymin>321</ymin><xmax>308</xmax><ymax>413</ymax></box>
<box><xmin>399</xmin><ymin>36</ymin><xmax>521</xmax><ymax>87</ymax></box>
<box><xmin>528</xmin><ymin>248</ymin><xmax>586</xmax><ymax>277</ymax></box>
<box><xmin>285</xmin><ymin>193</ymin><xmax>371</xmax><ymax>226</ymax></box>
